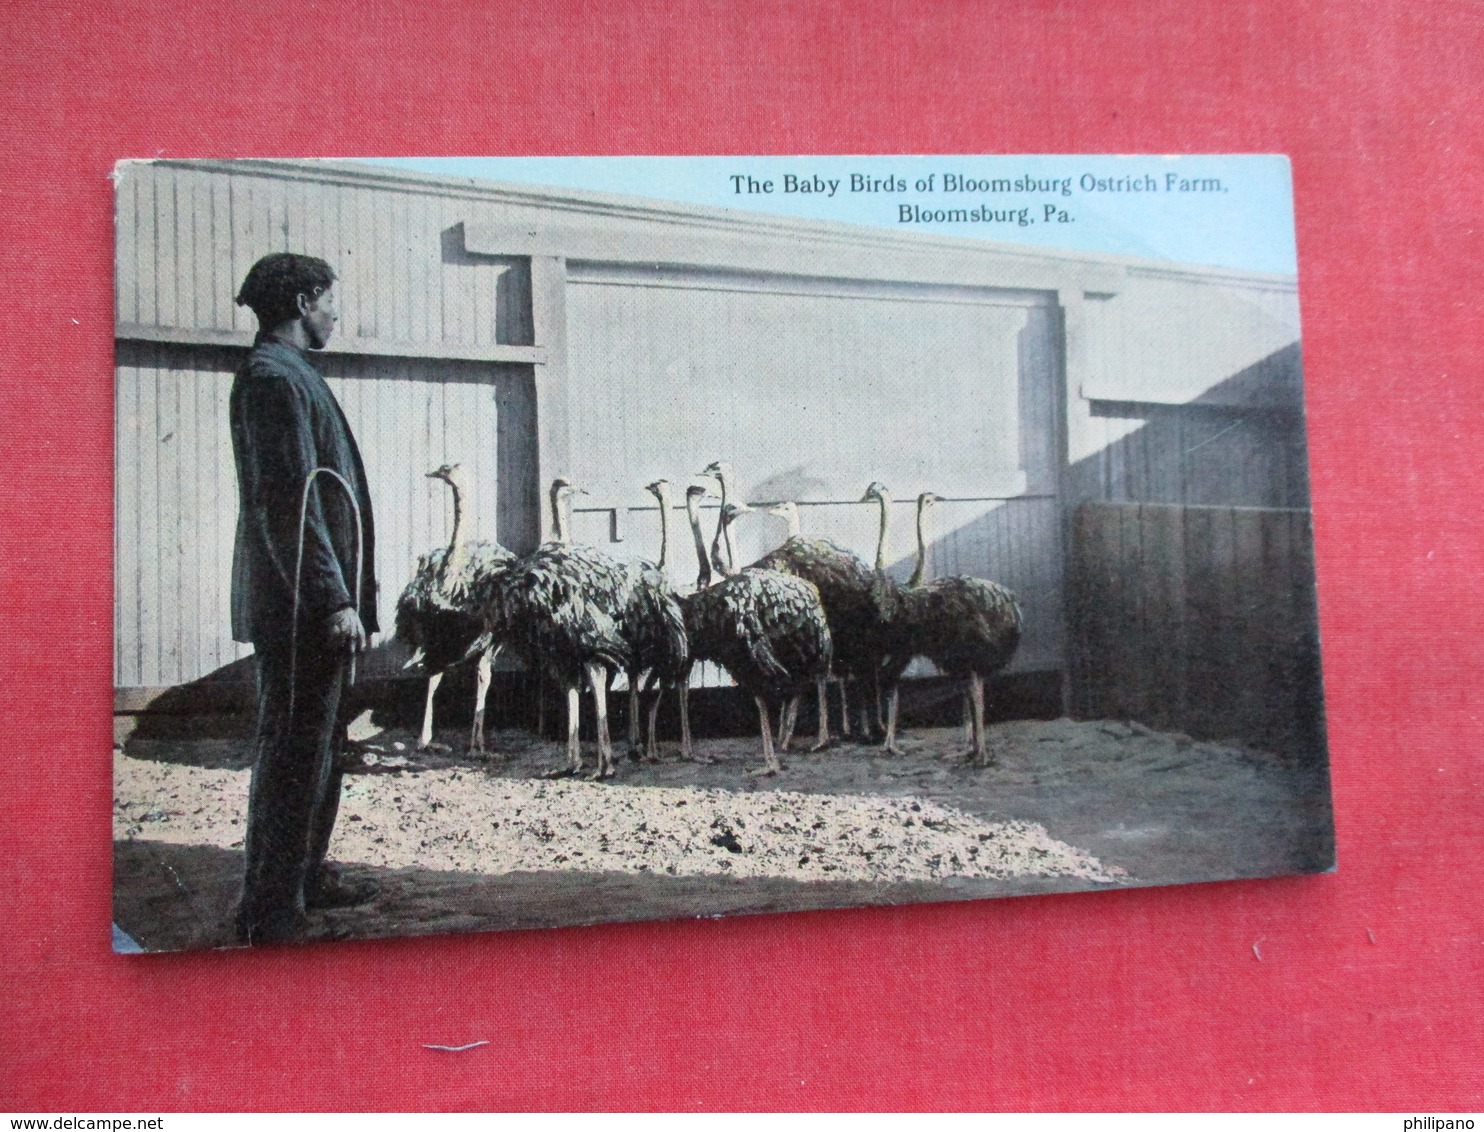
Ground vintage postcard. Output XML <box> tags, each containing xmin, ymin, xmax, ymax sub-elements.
<box><xmin>112</xmin><ymin>155</ymin><xmax>1332</xmax><ymax>951</ymax></box>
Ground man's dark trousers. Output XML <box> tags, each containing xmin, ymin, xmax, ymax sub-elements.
<box><xmin>235</xmin><ymin>631</ymin><xmax>348</xmax><ymax>943</ymax></box>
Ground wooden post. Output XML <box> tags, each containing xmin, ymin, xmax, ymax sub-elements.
<box><xmin>529</xmin><ymin>255</ymin><xmax>571</xmax><ymax>543</ymax></box>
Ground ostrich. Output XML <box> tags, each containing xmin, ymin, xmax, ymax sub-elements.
<box><xmin>897</xmin><ymin>491</ymin><xmax>1024</xmax><ymax>767</ymax></box>
<box><xmin>857</xmin><ymin>481</ymin><xmax>921</xmax><ymax>755</ymax></box>
<box><xmin>670</xmin><ymin>483</ymin><xmax>719</xmax><ymax>763</ymax></box>
<box><xmin>394</xmin><ymin>463</ymin><xmax>513</xmax><ymax>755</ymax></box>
<box><xmin>743</xmin><ymin>492</ymin><xmax>884</xmax><ymax>745</ymax></box>
<box><xmin>679</xmin><ymin>490</ymin><xmax>831</xmax><ymax>775</ymax></box>
<box><xmin>494</xmin><ymin>477</ymin><xmax>633</xmax><ymax>779</ymax></box>
<box><xmin>873</xmin><ymin>489</ymin><xmax>943</xmax><ymax>756</ymax></box>
<box><xmin>620</xmin><ymin>479</ymin><xmax>690</xmax><ymax>762</ymax></box>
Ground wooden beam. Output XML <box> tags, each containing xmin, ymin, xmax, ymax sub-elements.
<box><xmin>115</xmin><ymin>322</ymin><xmax>547</xmax><ymax>365</ymax></box>
<box><xmin>529</xmin><ymin>256</ymin><xmax>572</xmax><ymax>529</ymax></box>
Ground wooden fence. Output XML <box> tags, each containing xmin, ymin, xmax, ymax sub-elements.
<box><xmin>1070</xmin><ymin>501</ymin><xmax>1326</xmax><ymax>757</ymax></box>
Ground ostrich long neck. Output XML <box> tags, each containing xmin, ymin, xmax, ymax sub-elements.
<box><xmin>686</xmin><ymin>493</ymin><xmax>712</xmax><ymax>588</ymax></box>
<box><xmin>715</xmin><ymin>470</ymin><xmax>736</xmax><ymax>571</ymax></box>
<box><xmin>653</xmin><ymin>486</ymin><xmax>671</xmax><ymax>570</ymax></box>
<box><xmin>710</xmin><ymin>509</ymin><xmax>733</xmax><ymax>578</ymax></box>
<box><xmin>550</xmin><ymin>484</ymin><xmax>572</xmax><ymax>545</ymax></box>
<box><xmin>439</xmin><ymin>475</ymin><xmax>468</xmax><ymax>592</ymax></box>
<box><xmin>874</xmin><ymin>490</ymin><xmax>893</xmax><ymax>572</ymax></box>
<box><xmin>909</xmin><ymin>496</ymin><xmax>932</xmax><ymax>587</ymax></box>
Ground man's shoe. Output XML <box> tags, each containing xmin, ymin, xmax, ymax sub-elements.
<box><xmin>232</xmin><ymin>907</ymin><xmax>310</xmax><ymax>946</ymax></box>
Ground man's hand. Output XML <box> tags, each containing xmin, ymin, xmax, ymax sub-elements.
<box><xmin>326</xmin><ymin>607</ymin><xmax>367</xmax><ymax>654</ymax></box>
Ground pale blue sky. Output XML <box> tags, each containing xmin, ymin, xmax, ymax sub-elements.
<box><xmin>363</xmin><ymin>155</ymin><xmax>1297</xmax><ymax>276</ymax></box>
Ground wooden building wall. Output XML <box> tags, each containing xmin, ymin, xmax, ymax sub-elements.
<box><xmin>115</xmin><ymin>158</ymin><xmax>1309</xmax><ymax>711</ymax></box>
<box><xmin>1067</xmin><ymin>267</ymin><xmax>1306</xmax><ymax>510</ymax></box>
<box><xmin>559</xmin><ymin>266</ymin><xmax>1064</xmax><ymax>674</ymax></box>
<box><xmin>1070</xmin><ymin>502</ymin><xmax>1325</xmax><ymax>757</ymax></box>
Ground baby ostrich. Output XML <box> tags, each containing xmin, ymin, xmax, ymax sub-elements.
<box><xmin>748</xmin><ymin>495</ymin><xmax>883</xmax><ymax>746</ymax></box>
<box><xmin>394</xmin><ymin>463</ymin><xmax>513</xmax><ymax>755</ymax></box>
<box><xmin>494</xmin><ymin>478</ymin><xmax>632</xmax><ymax>779</ymax></box>
<box><xmin>619</xmin><ymin>479</ymin><xmax>690</xmax><ymax>762</ymax></box>
<box><xmin>899</xmin><ymin>491</ymin><xmax>1023</xmax><ymax>766</ymax></box>
<box><xmin>680</xmin><ymin>491</ymin><xmax>832</xmax><ymax>774</ymax></box>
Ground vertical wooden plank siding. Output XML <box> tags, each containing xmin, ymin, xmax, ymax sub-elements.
<box><xmin>1071</xmin><ymin>502</ymin><xmax>1324</xmax><ymax>756</ymax></box>
<box><xmin>135</xmin><ymin>171</ymin><xmax>157</xmax><ymax>327</ymax></box>
<box><xmin>1139</xmin><ymin>502</ymin><xmax>1186</xmax><ymax>730</ymax></box>
<box><xmin>115</xmin><ymin>342</ymin><xmax>516</xmax><ymax>686</ymax></box>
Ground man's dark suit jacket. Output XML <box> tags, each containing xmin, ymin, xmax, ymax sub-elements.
<box><xmin>229</xmin><ymin>335</ymin><xmax>378</xmax><ymax>647</ymax></box>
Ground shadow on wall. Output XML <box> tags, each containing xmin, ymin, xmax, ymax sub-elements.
<box><xmin>1069</xmin><ymin>342</ymin><xmax>1310</xmax><ymax>509</ymax></box>
<box><xmin>1062</xmin><ymin>343</ymin><xmax>1327</xmax><ymax>760</ymax></box>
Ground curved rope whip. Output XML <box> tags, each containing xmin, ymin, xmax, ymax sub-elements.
<box><xmin>288</xmin><ymin>467</ymin><xmax>364</xmax><ymax>724</ymax></box>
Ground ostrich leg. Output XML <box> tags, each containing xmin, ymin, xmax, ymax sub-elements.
<box><xmin>678</xmin><ymin>683</ymin><xmax>693</xmax><ymax>759</ymax></box>
<box><xmin>857</xmin><ymin>680</ymin><xmax>875</xmax><ymax>738</ymax></box>
<box><xmin>644</xmin><ymin>681</ymin><xmax>664</xmax><ymax>762</ymax></box>
<box><xmin>961</xmin><ymin>692</ymin><xmax>973</xmax><ymax>746</ymax></box>
<box><xmin>418</xmin><ymin>672</ymin><xmax>444</xmax><ymax>750</ymax></box>
<box><xmin>587</xmin><ymin>663</ymin><xmax>615</xmax><ymax>780</ymax></box>
<box><xmin>627</xmin><ymin>673</ymin><xmax>641</xmax><ymax>757</ymax></box>
<box><xmin>749</xmin><ymin>694</ymin><xmax>781</xmax><ymax>776</ymax></box>
<box><xmin>777</xmin><ymin>696</ymin><xmax>799</xmax><ymax>752</ymax></box>
<box><xmin>809</xmin><ymin>676</ymin><xmax>833</xmax><ymax>751</ymax></box>
<box><xmin>677</xmin><ymin>679</ymin><xmax>711</xmax><ymax>763</ymax></box>
<box><xmin>469</xmin><ymin>646</ymin><xmax>498</xmax><ymax>757</ymax></box>
<box><xmin>838</xmin><ymin>679</ymin><xmax>852</xmax><ymax>738</ymax></box>
<box><xmin>967</xmin><ymin>671</ymin><xmax>990</xmax><ymax>766</ymax></box>
<box><xmin>882</xmin><ymin>683</ymin><xmax>902</xmax><ymax>756</ymax></box>
<box><xmin>545</xmin><ymin>684</ymin><xmax>582</xmax><ymax>778</ymax></box>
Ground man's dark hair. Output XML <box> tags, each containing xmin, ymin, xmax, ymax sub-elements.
<box><xmin>234</xmin><ymin>253</ymin><xmax>337</xmax><ymax>327</ymax></box>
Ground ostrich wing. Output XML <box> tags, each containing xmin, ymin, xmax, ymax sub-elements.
<box><xmin>625</xmin><ymin>561</ymin><xmax>690</xmax><ymax>679</ymax></box>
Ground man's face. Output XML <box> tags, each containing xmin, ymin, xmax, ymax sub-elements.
<box><xmin>300</xmin><ymin>286</ymin><xmax>338</xmax><ymax>350</ymax></box>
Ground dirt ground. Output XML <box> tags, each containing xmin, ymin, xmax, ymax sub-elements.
<box><xmin>112</xmin><ymin>716</ymin><xmax>1334</xmax><ymax>952</ymax></box>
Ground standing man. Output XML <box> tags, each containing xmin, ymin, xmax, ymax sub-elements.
<box><xmin>229</xmin><ymin>253</ymin><xmax>378</xmax><ymax>944</ymax></box>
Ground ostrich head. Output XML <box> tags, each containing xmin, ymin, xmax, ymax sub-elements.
<box><xmin>698</xmin><ymin>461</ymin><xmax>732</xmax><ymax>488</ymax></box>
<box><xmin>861</xmin><ymin>481</ymin><xmax>890</xmax><ymax>502</ymax></box>
<box><xmin>548</xmin><ymin>477</ymin><xmax>585</xmax><ymax>543</ymax></box>
<box><xmin>720</xmin><ymin>501</ymin><xmax>752</xmax><ymax>529</ymax></box>
<box><xmin>763</xmin><ymin>500</ymin><xmax>802</xmax><ymax>538</ymax></box>
<box><xmin>645</xmin><ymin>478</ymin><xmax>670</xmax><ymax>501</ymax></box>
<box><xmin>427</xmin><ymin>462</ymin><xmax>468</xmax><ymax>486</ymax></box>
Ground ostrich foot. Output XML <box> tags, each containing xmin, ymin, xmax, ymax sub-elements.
<box><xmin>417</xmin><ymin>739</ymin><xmax>453</xmax><ymax>753</ymax></box>
<box><xmin>881</xmin><ymin>741</ymin><xmax>903</xmax><ymax>757</ymax></box>
<box><xmin>808</xmin><ymin>737</ymin><xmax>837</xmax><ymax>753</ymax></box>
<box><xmin>543</xmin><ymin>765</ymin><xmax>577</xmax><ymax>779</ymax></box>
<box><xmin>749</xmin><ymin>761</ymin><xmax>786</xmax><ymax>777</ymax></box>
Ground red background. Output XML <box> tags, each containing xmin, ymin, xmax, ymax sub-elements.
<box><xmin>3</xmin><ymin>0</ymin><xmax>1482</xmax><ymax>1111</ymax></box>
